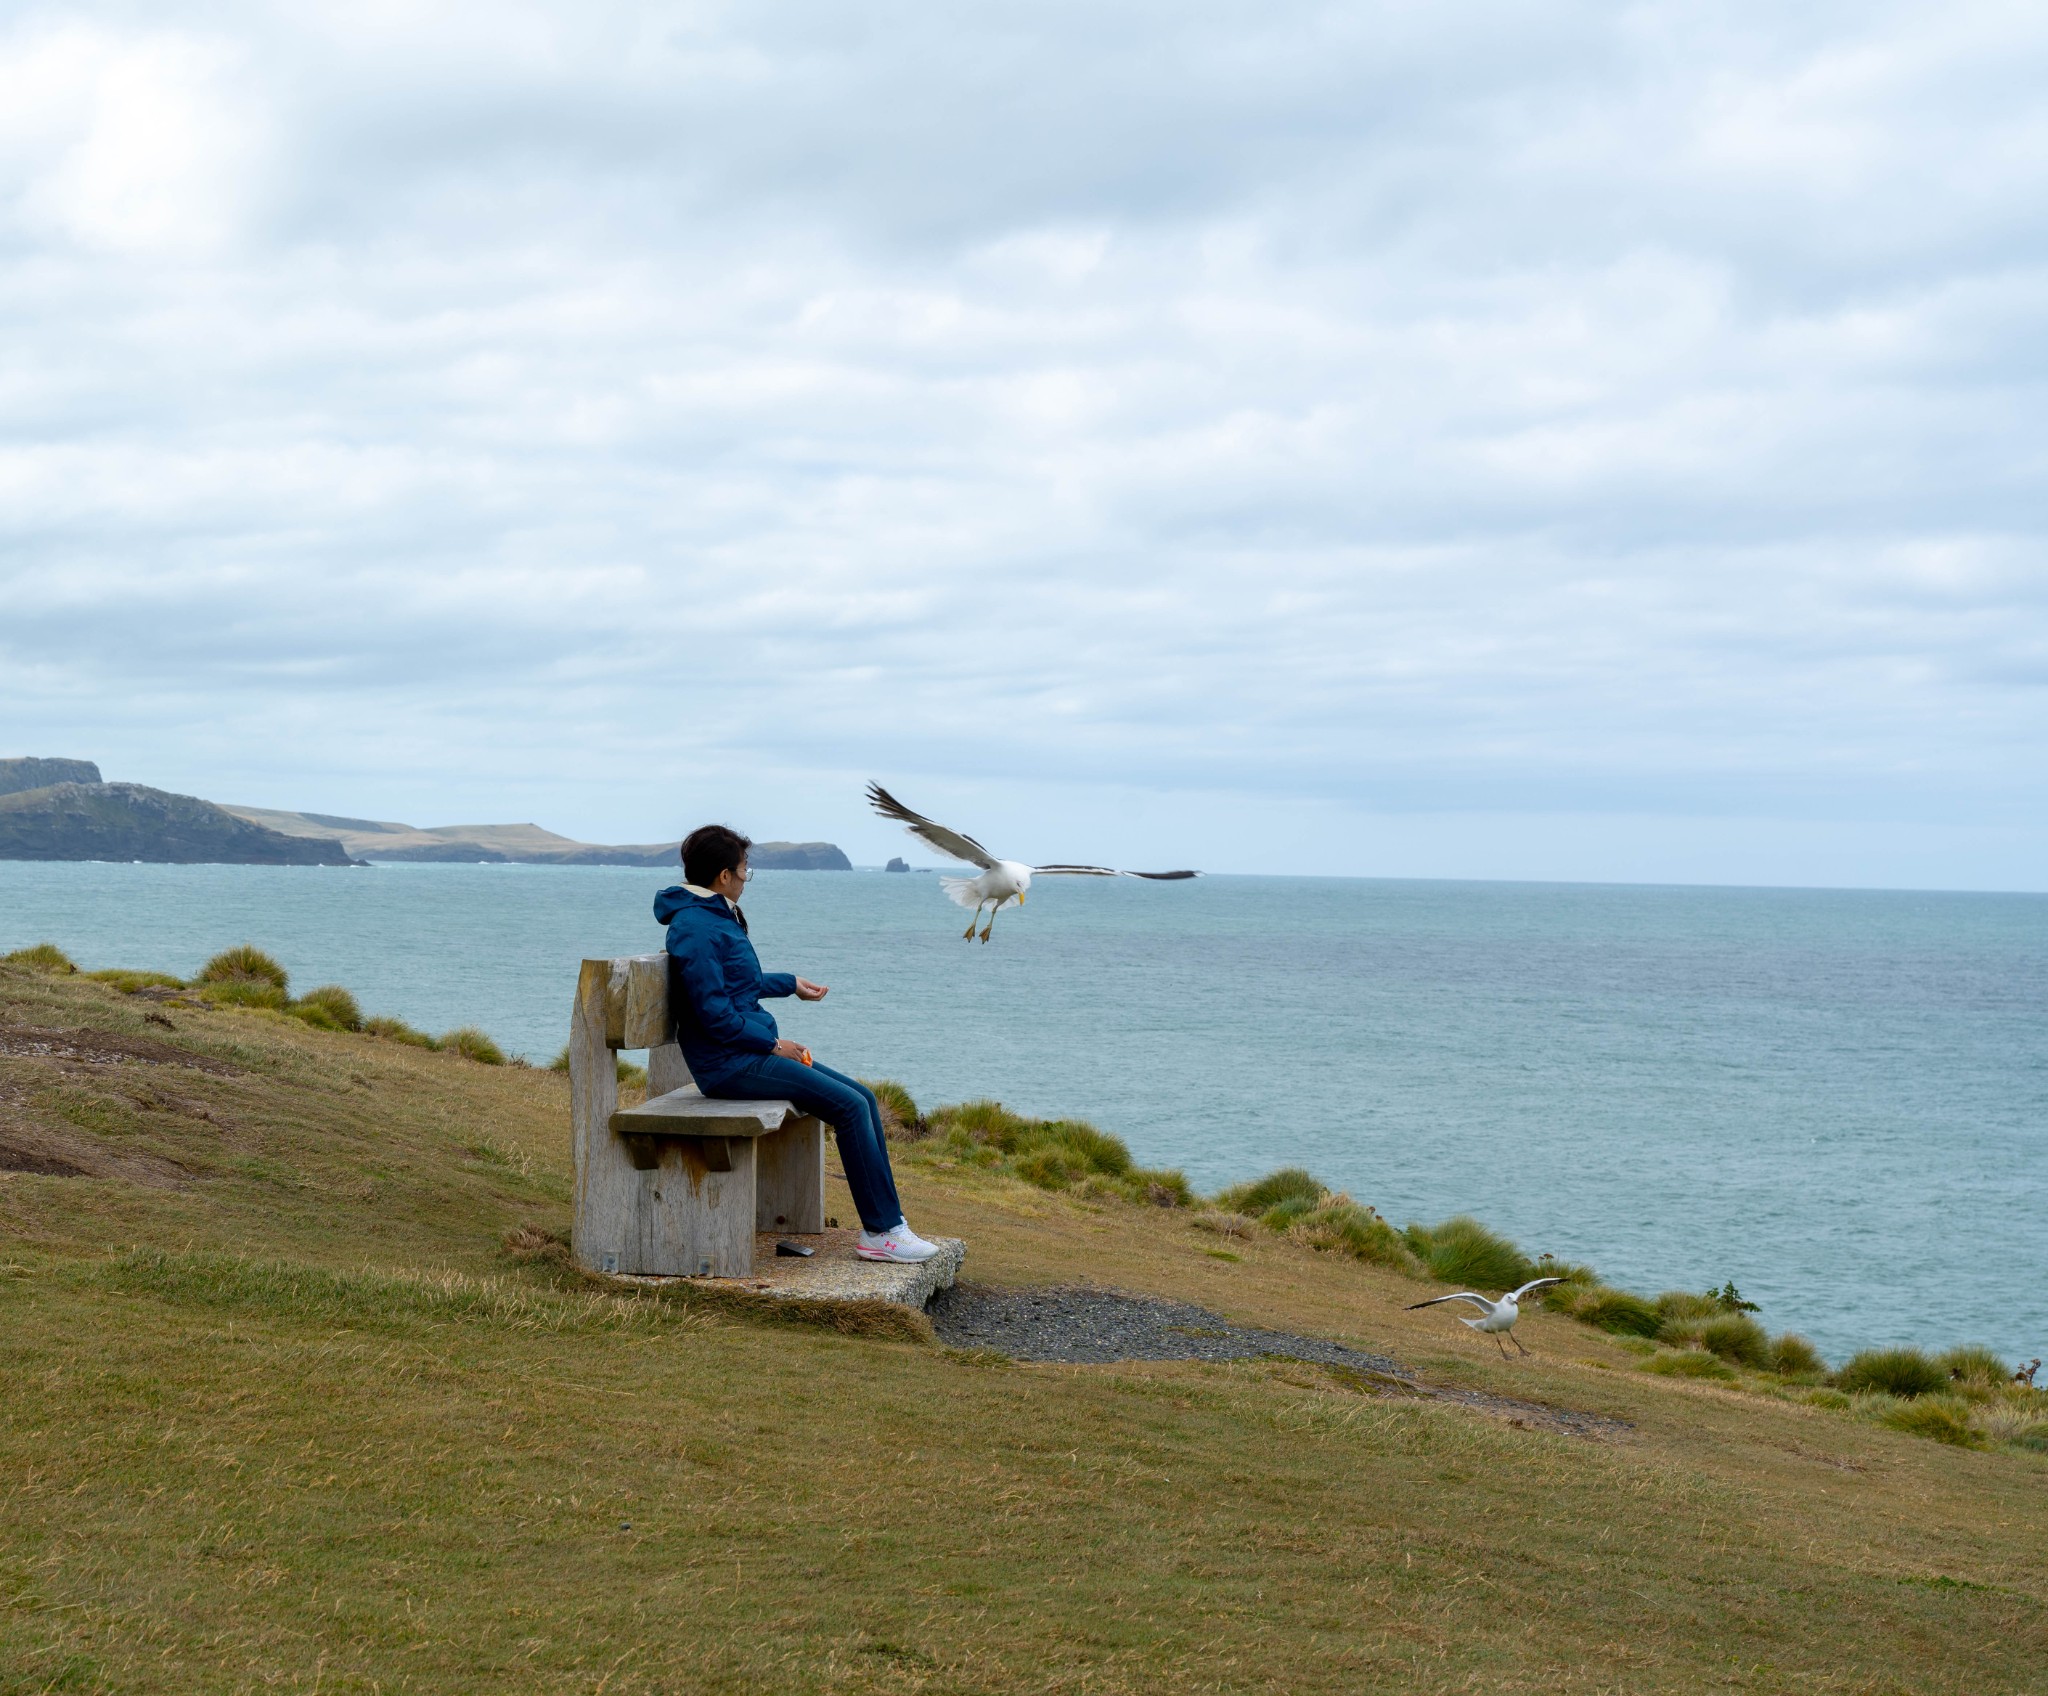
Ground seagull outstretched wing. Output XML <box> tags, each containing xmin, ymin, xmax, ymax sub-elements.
<box><xmin>1509</xmin><ymin>1277</ymin><xmax>1566</xmax><ymax>1302</ymax></box>
<box><xmin>866</xmin><ymin>782</ymin><xmax>997</xmax><ymax>870</ymax></box>
<box><xmin>1406</xmin><ymin>1292</ymin><xmax>1497</xmax><ymax>1314</ymax></box>
<box><xmin>1033</xmin><ymin>864</ymin><xmax>1200</xmax><ymax>880</ymax></box>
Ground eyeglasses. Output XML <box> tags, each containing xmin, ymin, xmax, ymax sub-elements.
<box><xmin>735</xmin><ymin>864</ymin><xmax>754</xmax><ymax>883</ymax></box>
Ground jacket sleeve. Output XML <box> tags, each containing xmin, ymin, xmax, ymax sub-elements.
<box><xmin>757</xmin><ymin>972</ymin><xmax>798</xmax><ymax>999</ymax></box>
<box><xmin>670</xmin><ymin>933</ymin><xmax>778</xmax><ymax>1054</ymax></box>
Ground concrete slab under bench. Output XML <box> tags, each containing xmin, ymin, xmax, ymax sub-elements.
<box><xmin>611</xmin><ymin>1228</ymin><xmax>966</xmax><ymax>1309</ymax></box>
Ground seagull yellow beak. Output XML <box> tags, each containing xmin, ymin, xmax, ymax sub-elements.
<box><xmin>1017</xmin><ymin>891</ymin><xmax>1025</xmax><ymax>905</ymax></box>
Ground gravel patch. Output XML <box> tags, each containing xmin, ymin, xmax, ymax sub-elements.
<box><xmin>928</xmin><ymin>1281</ymin><xmax>1633</xmax><ymax>1440</ymax></box>
<box><xmin>929</xmin><ymin>1282</ymin><xmax>1410</xmax><ymax>1378</ymax></box>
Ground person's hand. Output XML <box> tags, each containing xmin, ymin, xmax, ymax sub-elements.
<box><xmin>772</xmin><ymin>1038</ymin><xmax>808</xmax><ymax>1060</ymax></box>
<box><xmin>792</xmin><ymin>977</ymin><xmax>829</xmax><ymax>1001</ymax></box>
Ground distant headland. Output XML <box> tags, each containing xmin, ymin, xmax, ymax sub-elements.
<box><xmin>0</xmin><ymin>758</ymin><xmax>851</xmax><ymax>869</ymax></box>
<box><xmin>0</xmin><ymin>760</ymin><xmax>357</xmax><ymax>865</ymax></box>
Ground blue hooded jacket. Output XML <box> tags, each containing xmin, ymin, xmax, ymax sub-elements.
<box><xmin>653</xmin><ymin>885</ymin><xmax>796</xmax><ymax>1089</ymax></box>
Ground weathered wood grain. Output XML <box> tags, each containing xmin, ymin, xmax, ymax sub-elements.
<box><xmin>755</xmin><ymin>1116</ymin><xmax>827</xmax><ymax>1233</ymax></box>
<box><xmin>631</xmin><ymin>1138</ymin><xmax>757</xmax><ymax>1276</ymax></box>
<box><xmin>619</xmin><ymin>953</ymin><xmax>672</xmax><ymax>1049</ymax></box>
<box><xmin>570</xmin><ymin>958</ymin><xmax>632</xmax><ymax>1274</ymax></box>
<box><xmin>610</xmin><ymin>1086</ymin><xmax>791</xmax><ymax>1137</ymax></box>
<box><xmin>646</xmin><ymin>1039</ymin><xmax>691</xmax><ymax>1096</ymax></box>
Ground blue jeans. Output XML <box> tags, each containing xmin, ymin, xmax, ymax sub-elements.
<box><xmin>703</xmin><ymin>1056</ymin><xmax>904</xmax><ymax>1234</ymax></box>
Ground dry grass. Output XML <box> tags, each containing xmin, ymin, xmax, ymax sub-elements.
<box><xmin>1</xmin><ymin>960</ymin><xmax>2045</xmax><ymax>1694</ymax></box>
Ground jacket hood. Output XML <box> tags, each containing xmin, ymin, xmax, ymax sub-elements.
<box><xmin>653</xmin><ymin>884</ymin><xmax>732</xmax><ymax>925</ymax></box>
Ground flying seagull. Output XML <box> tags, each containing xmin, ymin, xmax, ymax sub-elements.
<box><xmin>866</xmin><ymin>782</ymin><xmax>1198</xmax><ymax>941</ymax></box>
<box><xmin>1406</xmin><ymin>1278</ymin><xmax>1565</xmax><ymax>1358</ymax></box>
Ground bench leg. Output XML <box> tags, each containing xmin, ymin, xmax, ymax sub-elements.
<box><xmin>631</xmin><ymin>1138</ymin><xmax>757</xmax><ymax>1277</ymax></box>
<box><xmin>755</xmin><ymin>1116</ymin><xmax>827</xmax><ymax>1233</ymax></box>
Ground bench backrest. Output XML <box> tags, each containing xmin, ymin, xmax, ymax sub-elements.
<box><xmin>582</xmin><ymin>953</ymin><xmax>674</xmax><ymax>1050</ymax></box>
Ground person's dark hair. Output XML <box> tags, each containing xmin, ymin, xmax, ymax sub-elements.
<box><xmin>681</xmin><ymin>824</ymin><xmax>752</xmax><ymax>888</ymax></box>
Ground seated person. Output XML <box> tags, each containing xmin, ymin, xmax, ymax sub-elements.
<box><xmin>654</xmin><ymin>823</ymin><xmax>939</xmax><ymax>1264</ymax></box>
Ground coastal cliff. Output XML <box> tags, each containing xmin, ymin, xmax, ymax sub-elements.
<box><xmin>0</xmin><ymin>782</ymin><xmax>357</xmax><ymax>865</ymax></box>
<box><xmin>0</xmin><ymin>757</ymin><xmax>102</xmax><ymax>796</ymax></box>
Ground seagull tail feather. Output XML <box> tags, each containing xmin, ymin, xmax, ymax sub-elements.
<box><xmin>938</xmin><ymin>875</ymin><xmax>983</xmax><ymax>909</ymax></box>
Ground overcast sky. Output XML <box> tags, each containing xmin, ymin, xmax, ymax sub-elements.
<box><xmin>2</xmin><ymin>1</ymin><xmax>2043</xmax><ymax>885</ymax></box>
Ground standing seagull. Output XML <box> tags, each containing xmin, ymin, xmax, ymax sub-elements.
<box><xmin>1406</xmin><ymin>1278</ymin><xmax>1565</xmax><ymax>1358</ymax></box>
<box><xmin>867</xmin><ymin>782</ymin><xmax>1198</xmax><ymax>941</ymax></box>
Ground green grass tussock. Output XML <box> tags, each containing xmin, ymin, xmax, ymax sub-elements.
<box><xmin>1656</xmin><ymin>1311</ymin><xmax>1773</xmax><ymax>1369</ymax></box>
<box><xmin>1551</xmin><ymin>1284</ymin><xmax>1663</xmax><ymax>1338</ymax></box>
<box><xmin>1772</xmin><ymin>1333</ymin><xmax>1827</xmax><ymax>1378</ymax></box>
<box><xmin>1967</xmin><ymin>1395</ymin><xmax>2048</xmax><ymax>1447</ymax></box>
<box><xmin>1642</xmin><ymin>1348</ymin><xmax>1739</xmax><ymax>1382</ymax></box>
<box><xmin>1215</xmin><ymin>1168</ymin><xmax>1327</xmax><ymax>1216</ymax></box>
<box><xmin>3</xmin><ymin>942</ymin><xmax>77</xmax><ymax>973</ymax></box>
<box><xmin>915</xmin><ymin>1098</ymin><xmax>1192</xmax><ymax>1208</ymax></box>
<box><xmin>1878</xmin><ymin>1396</ymin><xmax>1982</xmax><ymax>1448</ymax></box>
<box><xmin>1835</xmin><ymin>1347</ymin><xmax>1949</xmax><ymax>1399</ymax></box>
<box><xmin>364</xmin><ymin>1015</ymin><xmax>440</xmax><ymax>1049</ymax></box>
<box><xmin>84</xmin><ymin>968</ymin><xmax>186</xmax><ymax>992</ymax></box>
<box><xmin>545</xmin><ymin>1044</ymin><xmax>644</xmax><ymax>1082</ymax></box>
<box><xmin>196</xmin><ymin>944</ymin><xmax>290</xmax><ymax>991</ymax></box>
<box><xmin>1936</xmin><ymin>1345</ymin><xmax>2010</xmax><ymax>1391</ymax></box>
<box><xmin>1126</xmin><ymin>1168</ymin><xmax>1196</xmax><ymax>1207</ymax></box>
<box><xmin>442</xmin><ymin>1026</ymin><xmax>507</xmax><ymax>1065</ymax></box>
<box><xmin>865</xmin><ymin>1077</ymin><xmax>925</xmax><ymax>1137</ymax></box>
<box><xmin>1655</xmin><ymin>1289</ymin><xmax>1726</xmax><ymax>1323</ymax></box>
<box><xmin>1289</xmin><ymin>1197</ymin><xmax>1421</xmax><ymax>1272</ymax></box>
<box><xmin>67</xmin><ymin>944</ymin><xmax>479</xmax><ymax>1055</ymax></box>
<box><xmin>1404</xmin><ymin>1215</ymin><xmax>1537</xmax><ymax>1292</ymax></box>
<box><xmin>290</xmin><ymin>984</ymin><xmax>363</xmax><ymax>1032</ymax></box>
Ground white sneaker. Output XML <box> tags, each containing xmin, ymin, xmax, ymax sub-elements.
<box><xmin>855</xmin><ymin>1222</ymin><xmax>940</xmax><ymax>1263</ymax></box>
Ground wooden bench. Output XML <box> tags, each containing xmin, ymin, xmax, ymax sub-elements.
<box><xmin>568</xmin><ymin>955</ymin><xmax>826</xmax><ymax>1278</ymax></box>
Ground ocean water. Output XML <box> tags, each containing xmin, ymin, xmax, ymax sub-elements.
<box><xmin>3</xmin><ymin>861</ymin><xmax>2043</xmax><ymax>1365</ymax></box>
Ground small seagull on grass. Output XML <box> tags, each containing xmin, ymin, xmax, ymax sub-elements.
<box><xmin>1406</xmin><ymin>1278</ymin><xmax>1566</xmax><ymax>1358</ymax></box>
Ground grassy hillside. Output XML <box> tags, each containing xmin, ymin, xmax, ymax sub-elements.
<box><xmin>2</xmin><ymin>958</ymin><xmax>2045</xmax><ymax>1694</ymax></box>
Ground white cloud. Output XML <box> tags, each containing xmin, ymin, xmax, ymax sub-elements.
<box><xmin>0</xmin><ymin>23</ymin><xmax>264</xmax><ymax>255</ymax></box>
<box><xmin>0</xmin><ymin>0</ymin><xmax>2043</xmax><ymax>884</ymax></box>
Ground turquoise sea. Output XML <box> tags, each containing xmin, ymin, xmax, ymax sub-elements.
<box><xmin>4</xmin><ymin>861</ymin><xmax>2043</xmax><ymax>1365</ymax></box>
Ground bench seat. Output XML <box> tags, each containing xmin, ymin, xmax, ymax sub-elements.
<box><xmin>609</xmin><ymin>1086</ymin><xmax>798</xmax><ymax>1139</ymax></box>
